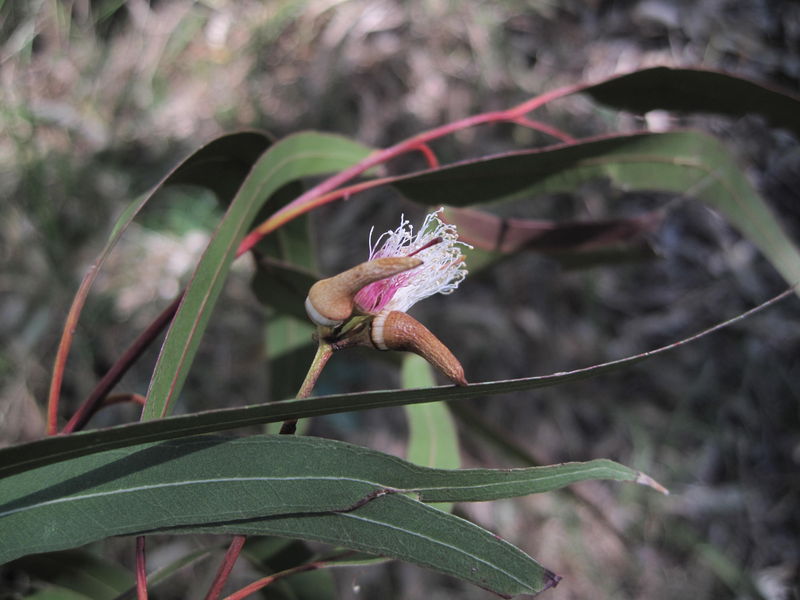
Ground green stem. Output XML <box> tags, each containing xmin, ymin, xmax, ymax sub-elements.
<box><xmin>279</xmin><ymin>341</ymin><xmax>334</xmax><ymax>434</ymax></box>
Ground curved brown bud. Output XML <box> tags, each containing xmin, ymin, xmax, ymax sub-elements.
<box><xmin>305</xmin><ymin>257</ymin><xmax>422</xmax><ymax>327</ymax></box>
<box><xmin>371</xmin><ymin>310</ymin><xmax>467</xmax><ymax>386</ymax></box>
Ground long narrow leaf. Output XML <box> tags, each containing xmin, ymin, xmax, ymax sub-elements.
<box><xmin>171</xmin><ymin>494</ymin><xmax>559</xmax><ymax>598</ymax></box>
<box><xmin>0</xmin><ymin>434</ymin><xmax>660</xmax><ymax>594</ymax></box>
<box><xmin>1</xmin><ymin>286</ymin><xmax>791</xmax><ymax>479</ymax></box>
<box><xmin>143</xmin><ymin>132</ymin><xmax>373</xmax><ymax>420</ymax></box>
<box><xmin>392</xmin><ymin>131</ymin><xmax>800</xmax><ymax>292</ymax></box>
<box><xmin>582</xmin><ymin>66</ymin><xmax>800</xmax><ymax>137</ymax></box>
<box><xmin>47</xmin><ymin>131</ymin><xmax>271</xmax><ymax>432</ymax></box>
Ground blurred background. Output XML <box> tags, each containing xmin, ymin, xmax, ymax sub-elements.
<box><xmin>1</xmin><ymin>1</ymin><xmax>799</xmax><ymax>598</ymax></box>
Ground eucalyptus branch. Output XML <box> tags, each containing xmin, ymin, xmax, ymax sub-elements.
<box><xmin>222</xmin><ymin>551</ymin><xmax>354</xmax><ymax>600</ymax></box>
<box><xmin>237</xmin><ymin>81</ymin><xmax>582</xmax><ymax>251</ymax></box>
<box><xmin>55</xmin><ymin>83</ymin><xmax>574</xmax><ymax>434</ymax></box>
<box><xmin>135</xmin><ymin>536</ymin><xmax>148</xmax><ymax>600</ymax></box>
<box><xmin>204</xmin><ymin>535</ymin><xmax>247</xmax><ymax>600</ymax></box>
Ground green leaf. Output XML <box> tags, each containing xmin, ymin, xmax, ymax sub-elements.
<box><xmin>165</xmin><ymin>130</ymin><xmax>273</xmax><ymax>203</ymax></box>
<box><xmin>393</xmin><ymin>131</ymin><xmax>800</xmax><ymax>292</ymax></box>
<box><xmin>4</xmin><ymin>286</ymin><xmax>787</xmax><ymax>479</ymax></box>
<box><xmin>403</xmin><ymin>355</ymin><xmax>460</xmax><ymax>512</ymax></box>
<box><xmin>0</xmin><ymin>436</ymin><xmax>657</xmax><ymax>595</ymax></box>
<box><xmin>50</xmin><ymin>132</ymin><xmax>272</xmax><ymax>430</ymax></box>
<box><xmin>177</xmin><ymin>493</ymin><xmax>559</xmax><ymax>597</ymax></box>
<box><xmin>582</xmin><ymin>66</ymin><xmax>800</xmax><ymax>137</ymax></box>
<box><xmin>143</xmin><ymin>132</ymin><xmax>373</xmax><ymax>420</ymax></box>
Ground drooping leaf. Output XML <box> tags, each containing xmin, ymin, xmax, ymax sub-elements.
<box><xmin>142</xmin><ymin>132</ymin><xmax>373</xmax><ymax>421</ymax></box>
<box><xmin>443</xmin><ymin>205</ymin><xmax>661</xmax><ymax>271</ymax></box>
<box><xmin>175</xmin><ymin>493</ymin><xmax>560</xmax><ymax>598</ymax></box>
<box><xmin>443</xmin><ymin>206</ymin><xmax>662</xmax><ymax>254</ymax></box>
<box><xmin>48</xmin><ymin>131</ymin><xmax>272</xmax><ymax>431</ymax></box>
<box><xmin>0</xmin><ymin>435</ymin><xmax>661</xmax><ymax>596</ymax></box>
<box><xmin>392</xmin><ymin>131</ymin><xmax>800</xmax><ymax>292</ymax></box>
<box><xmin>3</xmin><ymin>284</ymin><xmax>791</xmax><ymax>479</ymax></box>
<box><xmin>582</xmin><ymin>66</ymin><xmax>800</xmax><ymax>137</ymax></box>
<box><xmin>165</xmin><ymin>130</ymin><xmax>273</xmax><ymax>202</ymax></box>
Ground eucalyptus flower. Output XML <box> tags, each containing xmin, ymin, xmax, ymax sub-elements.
<box><xmin>304</xmin><ymin>209</ymin><xmax>470</xmax><ymax>385</ymax></box>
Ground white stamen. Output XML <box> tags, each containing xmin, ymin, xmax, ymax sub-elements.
<box><xmin>358</xmin><ymin>208</ymin><xmax>471</xmax><ymax>314</ymax></box>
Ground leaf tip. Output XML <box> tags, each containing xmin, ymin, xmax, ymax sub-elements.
<box><xmin>546</xmin><ymin>571</ymin><xmax>563</xmax><ymax>589</ymax></box>
<box><xmin>635</xmin><ymin>471</ymin><xmax>669</xmax><ymax>495</ymax></box>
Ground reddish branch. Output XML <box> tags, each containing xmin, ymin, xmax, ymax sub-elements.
<box><xmin>222</xmin><ymin>552</ymin><xmax>354</xmax><ymax>600</ymax></box>
<box><xmin>204</xmin><ymin>535</ymin><xmax>247</xmax><ymax>600</ymax></box>
<box><xmin>136</xmin><ymin>536</ymin><xmax>148</xmax><ymax>600</ymax></box>
<box><xmin>61</xmin><ymin>295</ymin><xmax>183</xmax><ymax>434</ymax></box>
<box><xmin>49</xmin><ymin>81</ymin><xmax>581</xmax><ymax>437</ymax></box>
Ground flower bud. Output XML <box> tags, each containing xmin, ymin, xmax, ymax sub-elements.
<box><xmin>370</xmin><ymin>310</ymin><xmax>467</xmax><ymax>386</ymax></box>
<box><xmin>305</xmin><ymin>257</ymin><xmax>422</xmax><ymax>327</ymax></box>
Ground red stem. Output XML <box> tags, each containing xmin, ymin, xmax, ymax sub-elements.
<box><xmin>513</xmin><ymin>116</ymin><xmax>576</xmax><ymax>143</ymax></box>
<box><xmin>204</xmin><ymin>535</ymin><xmax>247</xmax><ymax>600</ymax></box>
<box><xmin>415</xmin><ymin>142</ymin><xmax>440</xmax><ymax>167</ymax></box>
<box><xmin>238</xmin><ymin>80</ymin><xmax>581</xmax><ymax>253</ymax></box>
<box><xmin>61</xmin><ymin>294</ymin><xmax>183</xmax><ymax>434</ymax></box>
<box><xmin>222</xmin><ymin>552</ymin><xmax>353</xmax><ymax>600</ymax></box>
<box><xmin>136</xmin><ymin>536</ymin><xmax>148</xmax><ymax>600</ymax></box>
<box><xmin>46</xmin><ymin>264</ymin><xmax>103</xmax><ymax>434</ymax></box>
<box><xmin>55</xmin><ymin>82</ymin><xmax>579</xmax><ymax>435</ymax></box>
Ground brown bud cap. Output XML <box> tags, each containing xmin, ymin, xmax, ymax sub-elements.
<box><xmin>371</xmin><ymin>310</ymin><xmax>467</xmax><ymax>386</ymax></box>
<box><xmin>305</xmin><ymin>257</ymin><xmax>422</xmax><ymax>327</ymax></box>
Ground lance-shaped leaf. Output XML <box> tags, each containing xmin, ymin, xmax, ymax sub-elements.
<box><xmin>582</xmin><ymin>66</ymin><xmax>800</xmax><ymax>137</ymax></box>
<box><xmin>443</xmin><ymin>206</ymin><xmax>662</xmax><ymax>254</ymax></box>
<box><xmin>442</xmin><ymin>205</ymin><xmax>661</xmax><ymax>271</ymax></box>
<box><xmin>48</xmin><ymin>131</ymin><xmax>272</xmax><ymax>432</ymax></box>
<box><xmin>171</xmin><ymin>494</ymin><xmax>559</xmax><ymax>598</ymax></box>
<box><xmin>392</xmin><ymin>131</ymin><xmax>800</xmax><ymax>292</ymax></box>
<box><xmin>2</xmin><ymin>283</ymin><xmax>791</xmax><ymax>480</ymax></box>
<box><xmin>0</xmin><ymin>434</ymin><xmax>664</xmax><ymax>595</ymax></box>
<box><xmin>143</xmin><ymin>132</ymin><xmax>373</xmax><ymax>421</ymax></box>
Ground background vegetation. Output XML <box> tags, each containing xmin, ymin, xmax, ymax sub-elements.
<box><xmin>1</xmin><ymin>1</ymin><xmax>799</xmax><ymax>598</ymax></box>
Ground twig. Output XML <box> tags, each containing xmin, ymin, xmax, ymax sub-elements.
<box><xmin>136</xmin><ymin>536</ymin><xmax>148</xmax><ymax>600</ymax></box>
<box><xmin>237</xmin><ymin>81</ymin><xmax>583</xmax><ymax>252</ymax></box>
<box><xmin>61</xmin><ymin>294</ymin><xmax>183</xmax><ymax>434</ymax></box>
<box><xmin>222</xmin><ymin>551</ymin><xmax>354</xmax><ymax>600</ymax></box>
<box><xmin>204</xmin><ymin>535</ymin><xmax>247</xmax><ymax>600</ymax></box>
